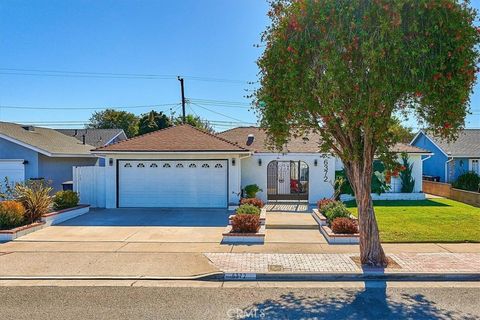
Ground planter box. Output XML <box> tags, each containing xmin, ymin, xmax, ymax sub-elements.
<box><xmin>340</xmin><ymin>192</ymin><xmax>426</xmax><ymax>202</ymax></box>
<box><xmin>0</xmin><ymin>222</ymin><xmax>45</xmax><ymax>242</ymax></box>
<box><xmin>222</xmin><ymin>225</ymin><xmax>266</xmax><ymax>244</ymax></box>
<box><xmin>319</xmin><ymin>224</ymin><xmax>359</xmax><ymax>244</ymax></box>
<box><xmin>41</xmin><ymin>205</ymin><xmax>90</xmax><ymax>226</ymax></box>
<box><xmin>311</xmin><ymin>208</ymin><xmax>327</xmax><ymax>226</ymax></box>
<box><xmin>312</xmin><ymin>209</ymin><xmax>359</xmax><ymax>244</ymax></box>
<box><xmin>228</xmin><ymin>208</ymin><xmax>266</xmax><ymax>225</ymax></box>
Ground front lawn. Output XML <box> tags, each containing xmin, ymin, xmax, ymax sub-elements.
<box><xmin>345</xmin><ymin>199</ymin><xmax>480</xmax><ymax>243</ymax></box>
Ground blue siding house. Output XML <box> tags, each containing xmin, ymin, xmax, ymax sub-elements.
<box><xmin>410</xmin><ymin>130</ymin><xmax>480</xmax><ymax>183</ymax></box>
<box><xmin>0</xmin><ymin>122</ymin><xmax>100</xmax><ymax>190</ymax></box>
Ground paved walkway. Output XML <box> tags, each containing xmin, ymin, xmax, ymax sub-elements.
<box><xmin>205</xmin><ymin>252</ymin><xmax>480</xmax><ymax>274</ymax></box>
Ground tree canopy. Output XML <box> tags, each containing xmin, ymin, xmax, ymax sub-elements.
<box><xmin>173</xmin><ymin>114</ymin><xmax>214</xmax><ymax>133</ymax></box>
<box><xmin>87</xmin><ymin>109</ymin><xmax>139</xmax><ymax>138</ymax></box>
<box><xmin>138</xmin><ymin>110</ymin><xmax>172</xmax><ymax>135</ymax></box>
<box><xmin>255</xmin><ymin>0</ymin><xmax>479</xmax><ymax>266</ymax></box>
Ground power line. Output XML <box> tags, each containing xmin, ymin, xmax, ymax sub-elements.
<box><xmin>0</xmin><ymin>68</ymin><xmax>254</xmax><ymax>84</ymax></box>
<box><xmin>0</xmin><ymin>103</ymin><xmax>180</xmax><ymax>110</ymax></box>
<box><xmin>190</xmin><ymin>102</ymin><xmax>245</xmax><ymax>122</ymax></box>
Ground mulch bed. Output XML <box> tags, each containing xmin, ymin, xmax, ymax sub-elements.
<box><xmin>350</xmin><ymin>256</ymin><xmax>402</xmax><ymax>269</ymax></box>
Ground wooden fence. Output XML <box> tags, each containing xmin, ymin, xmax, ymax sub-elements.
<box><xmin>423</xmin><ymin>180</ymin><xmax>480</xmax><ymax>207</ymax></box>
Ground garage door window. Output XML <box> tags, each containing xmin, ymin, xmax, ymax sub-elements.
<box><xmin>202</xmin><ymin>163</ymin><xmax>210</xmax><ymax>168</ymax></box>
<box><xmin>124</xmin><ymin>163</ymin><xmax>132</xmax><ymax>168</ymax></box>
<box><xmin>215</xmin><ymin>163</ymin><xmax>223</xmax><ymax>168</ymax></box>
<box><xmin>137</xmin><ymin>163</ymin><xmax>145</xmax><ymax>168</ymax></box>
<box><xmin>189</xmin><ymin>163</ymin><xmax>197</xmax><ymax>168</ymax></box>
<box><xmin>163</xmin><ymin>163</ymin><xmax>171</xmax><ymax>168</ymax></box>
<box><xmin>150</xmin><ymin>163</ymin><xmax>158</xmax><ymax>168</ymax></box>
<box><xmin>176</xmin><ymin>163</ymin><xmax>184</xmax><ymax>168</ymax></box>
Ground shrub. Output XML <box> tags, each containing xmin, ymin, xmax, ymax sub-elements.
<box><xmin>53</xmin><ymin>190</ymin><xmax>80</xmax><ymax>210</ymax></box>
<box><xmin>324</xmin><ymin>202</ymin><xmax>350</xmax><ymax>223</ymax></box>
<box><xmin>15</xmin><ymin>180</ymin><xmax>52</xmax><ymax>224</ymax></box>
<box><xmin>240</xmin><ymin>198</ymin><xmax>265</xmax><ymax>208</ymax></box>
<box><xmin>236</xmin><ymin>204</ymin><xmax>261</xmax><ymax>215</ymax></box>
<box><xmin>399</xmin><ymin>154</ymin><xmax>415</xmax><ymax>193</ymax></box>
<box><xmin>317</xmin><ymin>198</ymin><xmax>335</xmax><ymax>212</ymax></box>
<box><xmin>231</xmin><ymin>214</ymin><xmax>260</xmax><ymax>233</ymax></box>
<box><xmin>244</xmin><ymin>184</ymin><xmax>262</xmax><ymax>198</ymax></box>
<box><xmin>452</xmin><ymin>172</ymin><xmax>480</xmax><ymax>192</ymax></box>
<box><xmin>0</xmin><ymin>200</ymin><xmax>25</xmax><ymax>229</ymax></box>
<box><xmin>331</xmin><ymin>217</ymin><xmax>358</xmax><ymax>234</ymax></box>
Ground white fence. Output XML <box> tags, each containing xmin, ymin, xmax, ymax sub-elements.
<box><xmin>73</xmin><ymin>166</ymin><xmax>106</xmax><ymax>208</ymax></box>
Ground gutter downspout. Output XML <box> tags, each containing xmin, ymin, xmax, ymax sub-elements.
<box><xmin>445</xmin><ymin>157</ymin><xmax>454</xmax><ymax>183</ymax></box>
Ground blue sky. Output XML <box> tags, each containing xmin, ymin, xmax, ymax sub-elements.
<box><xmin>0</xmin><ymin>0</ymin><xmax>479</xmax><ymax>131</ymax></box>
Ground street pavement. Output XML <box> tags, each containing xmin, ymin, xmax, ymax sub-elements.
<box><xmin>0</xmin><ymin>282</ymin><xmax>479</xmax><ymax>319</ymax></box>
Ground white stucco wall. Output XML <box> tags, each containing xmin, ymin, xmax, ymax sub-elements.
<box><xmin>240</xmin><ymin>153</ymin><xmax>336</xmax><ymax>204</ymax></box>
<box><xmin>103</xmin><ymin>153</ymin><xmax>243</xmax><ymax>208</ymax></box>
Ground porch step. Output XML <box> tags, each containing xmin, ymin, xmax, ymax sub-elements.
<box><xmin>266</xmin><ymin>213</ymin><xmax>319</xmax><ymax>230</ymax></box>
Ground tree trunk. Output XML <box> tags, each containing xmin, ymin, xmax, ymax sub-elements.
<box><xmin>346</xmin><ymin>162</ymin><xmax>388</xmax><ymax>267</ymax></box>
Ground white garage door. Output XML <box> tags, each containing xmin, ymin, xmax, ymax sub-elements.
<box><xmin>118</xmin><ymin>160</ymin><xmax>228</xmax><ymax>208</ymax></box>
<box><xmin>0</xmin><ymin>160</ymin><xmax>25</xmax><ymax>185</ymax></box>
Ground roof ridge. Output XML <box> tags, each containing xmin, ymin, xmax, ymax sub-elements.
<box><xmin>185</xmin><ymin>124</ymin><xmax>250</xmax><ymax>151</ymax></box>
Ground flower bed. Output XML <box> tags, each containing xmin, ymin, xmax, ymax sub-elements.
<box><xmin>222</xmin><ymin>225</ymin><xmax>266</xmax><ymax>244</ymax></box>
<box><xmin>229</xmin><ymin>207</ymin><xmax>267</xmax><ymax>225</ymax></box>
<box><xmin>313</xmin><ymin>199</ymin><xmax>359</xmax><ymax>244</ymax></box>
<box><xmin>41</xmin><ymin>204</ymin><xmax>90</xmax><ymax>226</ymax></box>
<box><xmin>222</xmin><ymin>201</ymin><xmax>265</xmax><ymax>244</ymax></box>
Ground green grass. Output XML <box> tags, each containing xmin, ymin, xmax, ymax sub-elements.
<box><xmin>345</xmin><ymin>199</ymin><xmax>480</xmax><ymax>243</ymax></box>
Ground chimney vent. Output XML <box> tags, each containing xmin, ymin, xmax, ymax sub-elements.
<box><xmin>246</xmin><ymin>134</ymin><xmax>255</xmax><ymax>146</ymax></box>
<box><xmin>21</xmin><ymin>125</ymin><xmax>35</xmax><ymax>132</ymax></box>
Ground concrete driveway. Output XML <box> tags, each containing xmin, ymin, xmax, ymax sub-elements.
<box><xmin>14</xmin><ymin>208</ymin><xmax>231</xmax><ymax>243</ymax></box>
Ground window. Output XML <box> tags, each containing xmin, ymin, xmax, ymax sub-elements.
<box><xmin>163</xmin><ymin>163</ymin><xmax>171</xmax><ymax>168</ymax></box>
<box><xmin>150</xmin><ymin>163</ymin><xmax>158</xmax><ymax>168</ymax></box>
<box><xmin>124</xmin><ymin>163</ymin><xmax>132</xmax><ymax>168</ymax></box>
<box><xmin>176</xmin><ymin>163</ymin><xmax>184</xmax><ymax>168</ymax></box>
<box><xmin>201</xmin><ymin>163</ymin><xmax>210</xmax><ymax>168</ymax></box>
<box><xmin>137</xmin><ymin>163</ymin><xmax>145</xmax><ymax>168</ymax></box>
<box><xmin>214</xmin><ymin>163</ymin><xmax>223</xmax><ymax>168</ymax></box>
<box><xmin>471</xmin><ymin>159</ymin><xmax>480</xmax><ymax>174</ymax></box>
<box><xmin>188</xmin><ymin>163</ymin><xmax>197</xmax><ymax>168</ymax></box>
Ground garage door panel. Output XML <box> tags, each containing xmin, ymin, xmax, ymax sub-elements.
<box><xmin>119</xmin><ymin>160</ymin><xmax>228</xmax><ymax>208</ymax></box>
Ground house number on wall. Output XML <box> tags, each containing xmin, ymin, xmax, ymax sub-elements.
<box><xmin>323</xmin><ymin>158</ymin><xmax>329</xmax><ymax>182</ymax></box>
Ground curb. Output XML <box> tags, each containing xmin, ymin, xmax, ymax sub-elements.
<box><xmin>224</xmin><ymin>272</ymin><xmax>480</xmax><ymax>282</ymax></box>
<box><xmin>0</xmin><ymin>272</ymin><xmax>479</xmax><ymax>282</ymax></box>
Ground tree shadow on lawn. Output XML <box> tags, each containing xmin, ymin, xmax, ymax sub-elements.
<box><xmin>240</xmin><ymin>281</ymin><xmax>474</xmax><ymax>320</ymax></box>
<box><xmin>344</xmin><ymin>200</ymin><xmax>451</xmax><ymax>208</ymax></box>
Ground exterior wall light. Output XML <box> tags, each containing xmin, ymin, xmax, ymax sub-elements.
<box><xmin>109</xmin><ymin>158</ymin><xmax>114</xmax><ymax>166</ymax></box>
<box><xmin>232</xmin><ymin>158</ymin><xmax>236</xmax><ymax>166</ymax></box>
<box><xmin>314</xmin><ymin>159</ymin><xmax>318</xmax><ymax>166</ymax></box>
<box><xmin>258</xmin><ymin>158</ymin><xmax>262</xmax><ymax>166</ymax></box>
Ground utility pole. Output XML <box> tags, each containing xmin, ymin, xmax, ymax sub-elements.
<box><xmin>178</xmin><ymin>76</ymin><xmax>186</xmax><ymax>123</ymax></box>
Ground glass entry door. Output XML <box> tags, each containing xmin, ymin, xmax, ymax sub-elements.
<box><xmin>267</xmin><ymin>160</ymin><xmax>309</xmax><ymax>201</ymax></box>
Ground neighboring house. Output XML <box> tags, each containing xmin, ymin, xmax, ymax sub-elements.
<box><xmin>410</xmin><ymin>130</ymin><xmax>480</xmax><ymax>183</ymax></box>
<box><xmin>91</xmin><ymin>124</ymin><xmax>429</xmax><ymax>208</ymax></box>
<box><xmin>56</xmin><ymin>128</ymin><xmax>127</xmax><ymax>166</ymax></box>
<box><xmin>0</xmin><ymin>122</ymin><xmax>99</xmax><ymax>190</ymax></box>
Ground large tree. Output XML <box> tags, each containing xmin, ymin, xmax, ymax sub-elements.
<box><xmin>256</xmin><ymin>0</ymin><xmax>478</xmax><ymax>266</ymax></box>
<box><xmin>138</xmin><ymin>110</ymin><xmax>172</xmax><ymax>135</ymax></box>
<box><xmin>87</xmin><ymin>109</ymin><xmax>139</xmax><ymax>138</ymax></box>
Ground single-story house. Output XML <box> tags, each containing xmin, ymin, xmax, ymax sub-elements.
<box><xmin>91</xmin><ymin>124</ymin><xmax>429</xmax><ymax>208</ymax></box>
<box><xmin>0</xmin><ymin>122</ymin><xmax>99</xmax><ymax>190</ymax></box>
<box><xmin>56</xmin><ymin>128</ymin><xmax>127</xmax><ymax>166</ymax></box>
<box><xmin>410</xmin><ymin>130</ymin><xmax>480</xmax><ymax>182</ymax></box>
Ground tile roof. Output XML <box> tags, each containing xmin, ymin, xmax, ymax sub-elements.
<box><xmin>426</xmin><ymin>129</ymin><xmax>480</xmax><ymax>157</ymax></box>
<box><xmin>0</xmin><ymin>122</ymin><xmax>95</xmax><ymax>156</ymax></box>
<box><xmin>56</xmin><ymin>128</ymin><xmax>126</xmax><ymax>147</ymax></box>
<box><xmin>218</xmin><ymin>127</ymin><xmax>429</xmax><ymax>154</ymax></box>
<box><xmin>93</xmin><ymin>124</ymin><xmax>249</xmax><ymax>152</ymax></box>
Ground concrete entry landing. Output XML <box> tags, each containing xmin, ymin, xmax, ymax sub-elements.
<box><xmin>266</xmin><ymin>213</ymin><xmax>319</xmax><ymax>230</ymax></box>
<box><xmin>264</xmin><ymin>202</ymin><xmax>310</xmax><ymax>213</ymax></box>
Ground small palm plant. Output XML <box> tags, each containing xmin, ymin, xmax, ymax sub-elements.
<box><xmin>15</xmin><ymin>180</ymin><xmax>53</xmax><ymax>224</ymax></box>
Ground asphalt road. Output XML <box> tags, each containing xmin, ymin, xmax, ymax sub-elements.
<box><xmin>0</xmin><ymin>283</ymin><xmax>479</xmax><ymax>319</ymax></box>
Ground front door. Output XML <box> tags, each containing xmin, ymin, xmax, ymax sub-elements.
<box><xmin>267</xmin><ymin>160</ymin><xmax>309</xmax><ymax>201</ymax></box>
